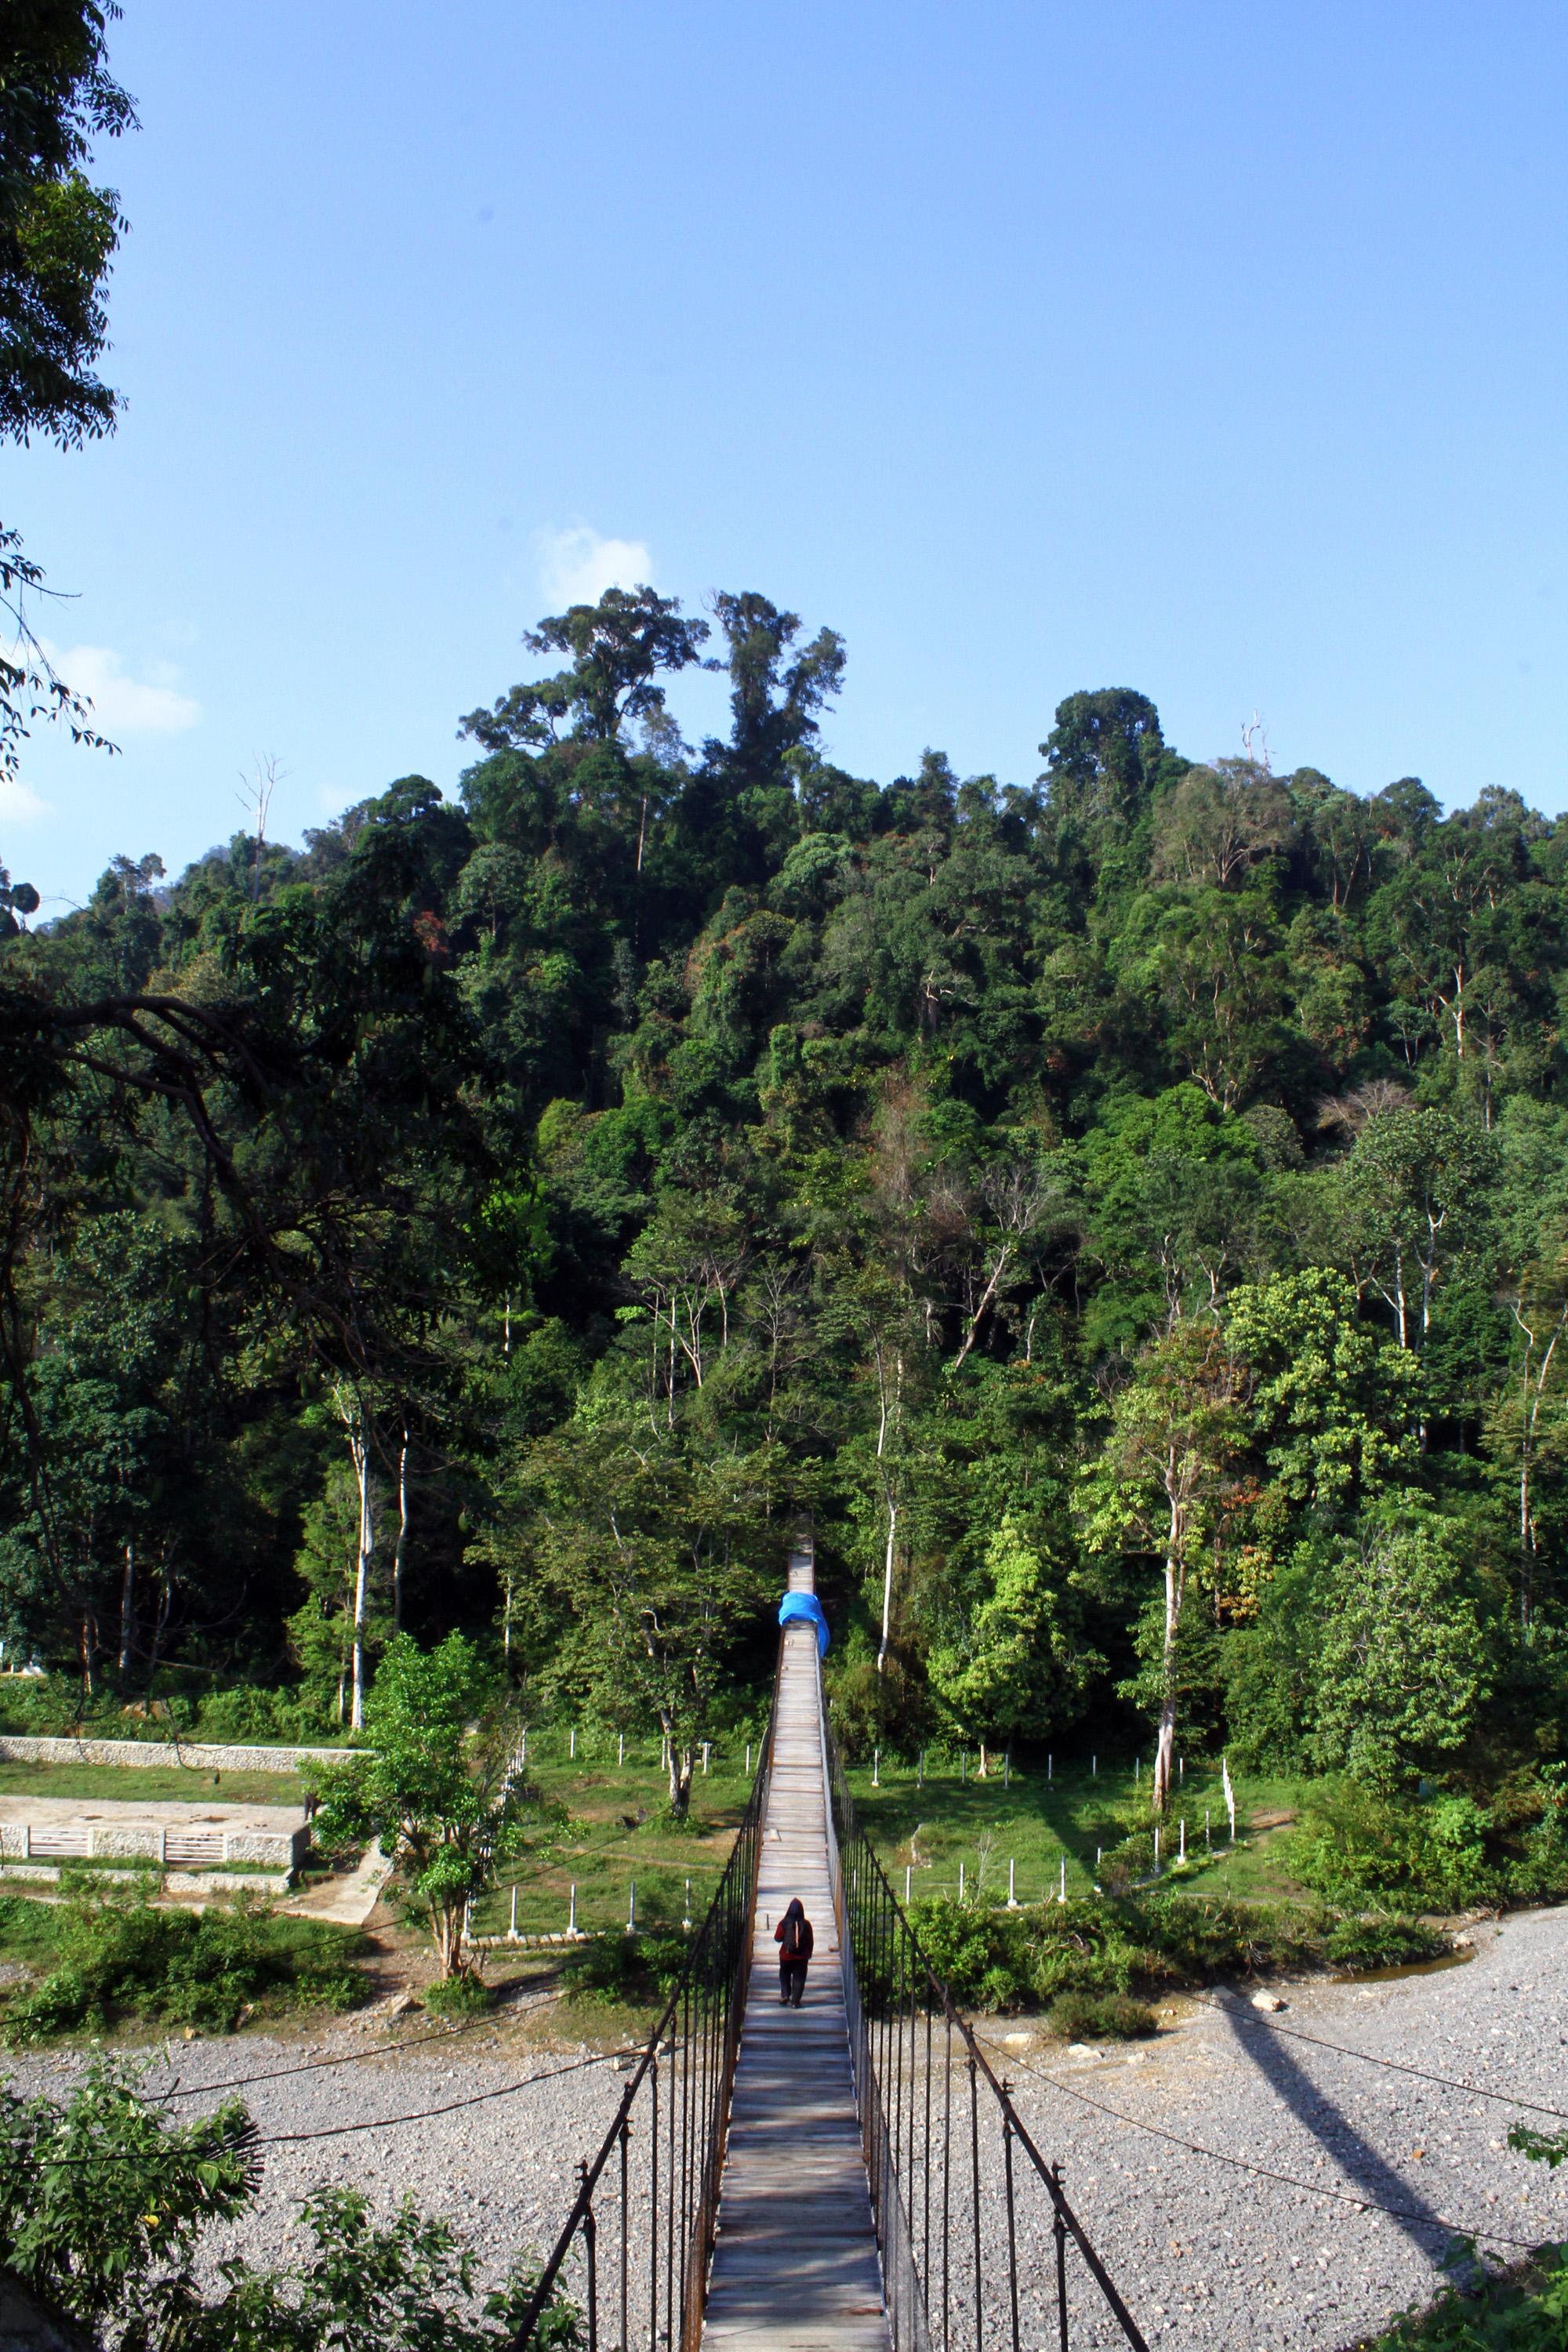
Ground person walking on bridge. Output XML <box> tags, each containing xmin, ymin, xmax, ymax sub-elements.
<box><xmin>775</xmin><ymin>1896</ymin><xmax>813</xmax><ymax>2006</ymax></box>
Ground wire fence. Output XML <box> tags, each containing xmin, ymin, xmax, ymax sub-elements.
<box><xmin>506</xmin><ymin>1654</ymin><xmax>779</xmax><ymax>2352</ymax></box>
<box><xmin>821</xmin><ymin>1665</ymin><xmax>1151</xmax><ymax>2352</ymax></box>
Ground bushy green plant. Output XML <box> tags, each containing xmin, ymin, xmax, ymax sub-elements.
<box><xmin>1503</xmin><ymin>1766</ymin><xmax>1568</xmax><ymax>1905</ymax></box>
<box><xmin>195</xmin><ymin>1683</ymin><xmax>326</xmax><ymax>1745</ymax></box>
<box><xmin>1323</xmin><ymin>1915</ymin><xmax>1450</xmax><ymax>1972</ymax></box>
<box><xmin>422</xmin><ymin>1971</ymin><xmax>494</xmax><ymax>2020</ymax></box>
<box><xmin>0</xmin><ymin>2060</ymin><xmax>260</xmax><ymax>2339</ymax></box>
<box><xmin>3</xmin><ymin>1893</ymin><xmax>364</xmax><ymax>2040</ymax></box>
<box><xmin>195</xmin><ymin>2185</ymin><xmax>585</xmax><ymax>2352</ymax></box>
<box><xmin>1290</xmin><ymin>1783</ymin><xmax>1502</xmax><ymax>1910</ymax></box>
<box><xmin>0</xmin><ymin>1679</ymin><xmax>194</xmax><ymax>1740</ymax></box>
<box><xmin>1124</xmin><ymin>1891</ymin><xmax>1323</xmax><ymax>1985</ymax></box>
<box><xmin>558</xmin><ymin>1929</ymin><xmax>690</xmax><ymax>2009</ymax></box>
<box><xmin>1358</xmin><ymin>2246</ymin><xmax>1568</xmax><ymax>2347</ymax></box>
<box><xmin>1096</xmin><ymin>1829</ymin><xmax>1156</xmax><ymax>1893</ymax></box>
<box><xmin>0</xmin><ymin>1894</ymin><xmax>66</xmax><ymax>1965</ymax></box>
<box><xmin>823</xmin><ymin>1651</ymin><xmax>915</xmax><ymax>1764</ymax></box>
<box><xmin>906</xmin><ymin>1890</ymin><xmax>1362</xmax><ymax>2012</ymax></box>
<box><xmin>1047</xmin><ymin>1991</ymin><xmax>1156</xmax><ymax>2041</ymax></box>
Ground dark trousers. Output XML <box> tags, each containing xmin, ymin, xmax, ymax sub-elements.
<box><xmin>779</xmin><ymin>1957</ymin><xmax>808</xmax><ymax>2006</ymax></box>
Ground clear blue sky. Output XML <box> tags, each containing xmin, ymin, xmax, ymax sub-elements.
<box><xmin>8</xmin><ymin>1</ymin><xmax>1568</xmax><ymax>913</ymax></box>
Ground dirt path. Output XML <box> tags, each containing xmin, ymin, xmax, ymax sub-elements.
<box><xmin>283</xmin><ymin>1841</ymin><xmax>390</xmax><ymax>1927</ymax></box>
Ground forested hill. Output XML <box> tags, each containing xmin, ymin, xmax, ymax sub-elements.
<box><xmin>2</xmin><ymin>586</ymin><xmax>1566</xmax><ymax>1812</ymax></box>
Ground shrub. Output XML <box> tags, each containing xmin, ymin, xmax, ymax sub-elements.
<box><xmin>1290</xmin><ymin>1782</ymin><xmax>1502</xmax><ymax>1910</ymax></box>
<box><xmin>0</xmin><ymin>1894</ymin><xmax>70</xmax><ymax>1966</ymax></box>
<box><xmin>422</xmin><ymin>1972</ymin><xmax>493</xmax><ymax>2020</ymax></box>
<box><xmin>194</xmin><ymin>1684</ymin><xmax>326</xmax><ymax>1745</ymax></box>
<box><xmin>1323</xmin><ymin>1915</ymin><xmax>1450</xmax><ymax>1973</ymax></box>
<box><xmin>1501</xmin><ymin>1765</ymin><xmax>1568</xmax><ymax>1905</ymax></box>
<box><xmin>0</xmin><ymin>2061</ymin><xmax>585</xmax><ymax>2350</ymax></box>
<box><xmin>3</xmin><ymin>1893</ymin><xmax>364</xmax><ymax>2040</ymax></box>
<box><xmin>1048</xmin><ymin>1991</ymin><xmax>1156</xmax><ymax>2042</ymax></box>
<box><xmin>905</xmin><ymin>1891</ymin><xmax>1359</xmax><ymax>2012</ymax></box>
<box><xmin>823</xmin><ymin>1653</ymin><xmax>917</xmax><ymax>1763</ymax></box>
<box><xmin>559</xmin><ymin>1930</ymin><xmax>690</xmax><ymax>2009</ymax></box>
<box><xmin>0</xmin><ymin>1679</ymin><xmax>192</xmax><ymax>1739</ymax></box>
<box><xmin>1095</xmin><ymin>1830</ymin><xmax>1156</xmax><ymax>1894</ymax></box>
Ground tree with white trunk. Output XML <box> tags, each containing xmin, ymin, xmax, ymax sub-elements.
<box><xmin>1085</xmin><ymin>1317</ymin><xmax>1247</xmax><ymax>1815</ymax></box>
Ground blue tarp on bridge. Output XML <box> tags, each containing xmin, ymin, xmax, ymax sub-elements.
<box><xmin>778</xmin><ymin>1588</ymin><xmax>830</xmax><ymax>1655</ymax></box>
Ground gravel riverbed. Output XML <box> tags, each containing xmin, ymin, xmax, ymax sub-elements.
<box><xmin>978</xmin><ymin>1901</ymin><xmax>1568</xmax><ymax>2349</ymax></box>
<box><xmin>9</xmin><ymin>1904</ymin><xmax>1567</xmax><ymax>2349</ymax></box>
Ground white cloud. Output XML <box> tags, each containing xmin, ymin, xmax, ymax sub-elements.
<box><xmin>0</xmin><ymin>775</ymin><xmax>49</xmax><ymax>825</ymax></box>
<box><xmin>39</xmin><ymin>640</ymin><xmax>200</xmax><ymax>735</ymax></box>
<box><xmin>533</xmin><ymin>524</ymin><xmax>654</xmax><ymax>608</ymax></box>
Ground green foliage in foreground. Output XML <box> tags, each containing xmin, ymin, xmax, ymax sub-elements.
<box><xmin>1356</xmin><ymin>2248</ymin><xmax>1568</xmax><ymax>2350</ymax></box>
<box><xmin>0</xmin><ymin>1893</ymin><xmax>365</xmax><ymax>2042</ymax></box>
<box><xmin>0</xmin><ymin>2060</ymin><xmax>582</xmax><ymax>2351</ymax></box>
<box><xmin>0</xmin><ymin>2060</ymin><xmax>258</xmax><ymax>2337</ymax></box>
<box><xmin>903</xmin><ymin>1893</ymin><xmax>1444</xmax><ymax>2016</ymax></box>
<box><xmin>1357</xmin><ymin>2143</ymin><xmax>1568</xmax><ymax>2350</ymax></box>
<box><xmin>1350</xmin><ymin>2135</ymin><xmax>1568</xmax><ymax>2347</ymax></box>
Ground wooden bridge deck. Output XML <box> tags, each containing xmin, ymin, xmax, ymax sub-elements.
<box><xmin>701</xmin><ymin>1554</ymin><xmax>889</xmax><ymax>2352</ymax></box>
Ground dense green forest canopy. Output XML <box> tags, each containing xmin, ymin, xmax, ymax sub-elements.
<box><xmin>3</xmin><ymin>590</ymin><xmax>1566</xmax><ymax>1816</ymax></box>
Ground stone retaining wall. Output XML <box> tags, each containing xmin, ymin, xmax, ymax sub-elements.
<box><xmin>0</xmin><ymin>1734</ymin><xmax>352</xmax><ymax>1774</ymax></box>
<box><xmin>0</xmin><ymin>1820</ymin><xmax>305</xmax><ymax>1871</ymax></box>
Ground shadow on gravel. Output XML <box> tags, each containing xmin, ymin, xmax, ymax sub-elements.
<box><xmin>1221</xmin><ymin>2004</ymin><xmax>1455</xmax><ymax>2270</ymax></box>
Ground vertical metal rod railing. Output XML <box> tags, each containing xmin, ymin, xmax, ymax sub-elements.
<box><xmin>818</xmin><ymin>1653</ymin><xmax>1150</xmax><ymax>2352</ymax></box>
<box><xmin>508</xmin><ymin>1649</ymin><xmax>780</xmax><ymax>2352</ymax></box>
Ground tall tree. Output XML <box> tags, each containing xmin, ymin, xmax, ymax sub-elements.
<box><xmin>1085</xmin><ymin>1317</ymin><xmax>1249</xmax><ymax>1813</ymax></box>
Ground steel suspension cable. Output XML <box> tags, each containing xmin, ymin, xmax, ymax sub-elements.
<box><xmin>976</xmin><ymin>2031</ymin><xmax>1552</xmax><ymax>2254</ymax></box>
<box><xmin>1207</xmin><ymin>1991</ymin><xmax>1568</xmax><ymax>2120</ymax></box>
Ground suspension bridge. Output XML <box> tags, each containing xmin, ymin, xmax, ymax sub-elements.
<box><xmin>509</xmin><ymin>1541</ymin><xmax>1148</xmax><ymax>2352</ymax></box>
<box><xmin>701</xmin><ymin>1548</ymin><xmax>887</xmax><ymax>2352</ymax></box>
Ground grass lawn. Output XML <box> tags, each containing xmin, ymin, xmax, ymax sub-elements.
<box><xmin>839</xmin><ymin>1751</ymin><xmax>1317</xmax><ymax>1910</ymax></box>
<box><xmin>0</xmin><ymin>1761</ymin><xmax>307</xmax><ymax>1806</ymax></box>
<box><xmin>471</xmin><ymin>1727</ymin><xmax>1320</xmax><ymax>1942</ymax></box>
<box><xmin>471</xmin><ymin>1729</ymin><xmax>758</xmax><ymax>1940</ymax></box>
<box><xmin>0</xmin><ymin>1892</ymin><xmax>66</xmax><ymax>1968</ymax></box>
